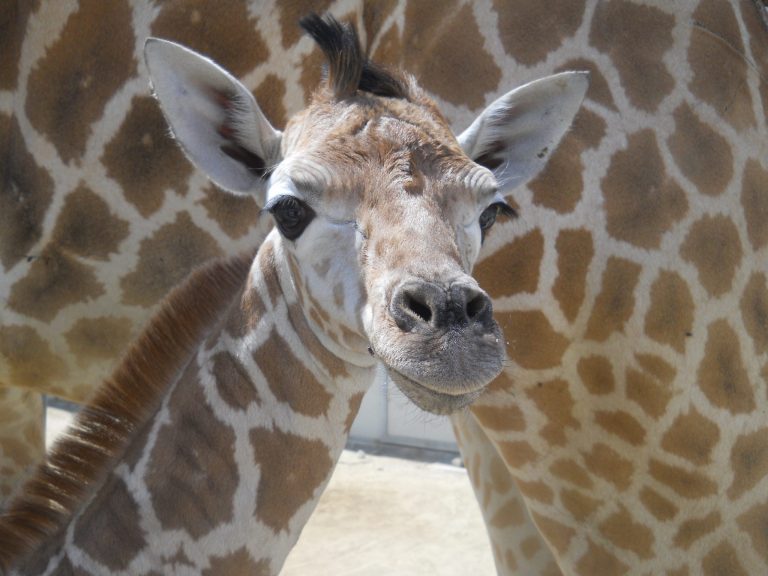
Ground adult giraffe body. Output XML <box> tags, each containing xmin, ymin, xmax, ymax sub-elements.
<box><xmin>0</xmin><ymin>14</ymin><xmax>585</xmax><ymax>575</ymax></box>
<box><xmin>1</xmin><ymin>1</ymin><xmax>767</xmax><ymax>575</ymax></box>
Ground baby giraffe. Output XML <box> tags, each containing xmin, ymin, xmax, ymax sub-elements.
<box><xmin>0</xmin><ymin>15</ymin><xmax>585</xmax><ymax>575</ymax></box>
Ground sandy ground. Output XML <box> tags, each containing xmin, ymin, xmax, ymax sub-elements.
<box><xmin>45</xmin><ymin>407</ymin><xmax>496</xmax><ymax>575</ymax></box>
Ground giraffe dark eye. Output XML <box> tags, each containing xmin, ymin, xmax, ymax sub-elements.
<box><xmin>268</xmin><ymin>196</ymin><xmax>316</xmax><ymax>240</ymax></box>
<box><xmin>479</xmin><ymin>201</ymin><xmax>517</xmax><ymax>241</ymax></box>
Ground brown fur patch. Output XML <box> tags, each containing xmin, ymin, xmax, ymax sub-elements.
<box><xmin>549</xmin><ymin>459</ymin><xmax>594</xmax><ymax>490</ymax></box>
<box><xmin>120</xmin><ymin>212</ymin><xmax>224</xmax><ymax>307</ymax></box>
<box><xmin>576</xmin><ymin>539</ymin><xmax>629</xmax><ymax>576</ymax></box>
<box><xmin>8</xmin><ymin>246</ymin><xmax>104</xmax><ymax>323</ymax></box>
<box><xmin>556</xmin><ymin>59</ymin><xmax>617</xmax><ymax>110</ymax></box>
<box><xmin>577</xmin><ymin>355</ymin><xmax>615</xmax><ymax>395</ymax></box>
<box><xmin>737</xmin><ymin>500</ymin><xmax>768</xmax><ymax>564</ymax></box>
<box><xmin>277</xmin><ymin>0</ymin><xmax>334</xmax><ymax>50</ymax></box>
<box><xmin>594</xmin><ymin>410</ymin><xmax>645</xmax><ymax>446</ymax></box>
<box><xmin>64</xmin><ymin>316</ymin><xmax>134</xmax><ymax>369</ymax></box>
<box><xmin>52</xmin><ymin>184</ymin><xmax>130</xmax><ymax>259</ymax></box>
<box><xmin>0</xmin><ymin>255</ymin><xmax>250</xmax><ymax>571</ymax></box>
<box><xmin>254</xmin><ymin>74</ymin><xmax>289</xmax><ymax>129</ymax></box>
<box><xmin>648</xmin><ymin>459</ymin><xmax>717</xmax><ymax>499</ymax></box>
<box><xmin>626</xmin><ymin>365</ymin><xmax>674</xmax><ymax>420</ymax></box>
<box><xmin>741</xmin><ymin>272</ymin><xmax>768</xmax><ymax>355</ymax></box>
<box><xmin>250</xmin><ymin>426</ymin><xmax>334</xmax><ymax>532</ymax></box>
<box><xmin>741</xmin><ymin>159</ymin><xmax>768</xmax><ymax>251</ymax></box>
<box><xmin>701</xmin><ymin>541</ymin><xmax>749</xmax><ymax>576</ymax></box>
<box><xmin>727</xmin><ymin>427</ymin><xmax>768</xmax><ymax>500</ymax></box>
<box><xmin>531</xmin><ymin>511</ymin><xmax>575</xmax><ymax>555</ymax></box>
<box><xmin>598</xmin><ymin>505</ymin><xmax>655</xmax><ymax>559</ymax></box>
<box><xmin>681</xmin><ymin>215</ymin><xmax>742</xmax><ymax>298</ymax></box>
<box><xmin>644</xmin><ymin>270</ymin><xmax>695</xmax><ymax>353</ymax></box>
<box><xmin>472</xmin><ymin>403</ymin><xmax>526</xmax><ymax>432</ymax></box>
<box><xmin>198</xmin><ymin>184</ymin><xmax>262</xmax><ymax>240</ymax></box>
<box><xmin>552</xmin><ymin>229</ymin><xmax>595</xmax><ymax>323</ymax></box>
<box><xmin>202</xmin><ymin>548</ymin><xmax>269</xmax><ymax>576</ymax></box>
<box><xmin>585</xmin><ymin>257</ymin><xmax>642</xmax><ymax>341</ymax></box>
<box><xmin>0</xmin><ymin>1</ymin><xmax>37</xmax><ymax>89</ymax></box>
<box><xmin>24</xmin><ymin>0</ymin><xmax>136</xmax><ymax>163</ymax></box>
<box><xmin>582</xmin><ymin>443</ymin><xmax>633</xmax><ymax>491</ymax></box>
<box><xmin>661</xmin><ymin>407</ymin><xmax>720</xmax><ymax>466</ymax></box>
<box><xmin>560</xmin><ymin>489</ymin><xmax>600</xmax><ymax>522</ymax></box>
<box><xmin>210</xmin><ymin>351</ymin><xmax>262</xmax><ymax>411</ymax></box>
<box><xmin>344</xmin><ymin>392</ymin><xmax>365</xmax><ymax>434</ymax></box>
<box><xmin>102</xmin><ymin>96</ymin><xmax>193</xmax><ymax>218</ymax></box>
<box><xmin>498</xmin><ymin>311</ymin><xmax>569</xmax><ymax>370</ymax></box>
<box><xmin>0</xmin><ymin>114</ymin><xmax>55</xmax><ymax>270</ymax></box>
<box><xmin>639</xmin><ymin>486</ymin><xmax>678</xmax><ymax>521</ymax></box>
<box><xmin>526</xmin><ymin>379</ymin><xmax>580</xmax><ymax>446</ymax></box>
<box><xmin>474</xmin><ymin>229</ymin><xmax>544</xmax><ymax>298</ymax></box>
<box><xmin>489</xmin><ymin>498</ymin><xmax>526</xmax><ymax>529</ymax></box>
<box><xmin>0</xmin><ymin>326</ymin><xmax>68</xmax><ymax>391</ymax></box>
<box><xmin>674</xmin><ymin>511</ymin><xmax>722</xmax><ymax>550</ymax></box>
<box><xmin>589</xmin><ymin>0</ymin><xmax>675</xmax><ymax>112</ymax></box>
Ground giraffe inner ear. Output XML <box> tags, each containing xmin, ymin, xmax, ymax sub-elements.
<box><xmin>457</xmin><ymin>71</ymin><xmax>589</xmax><ymax>193</ymax></box>
<box><xmin>144</xmin><ymin>38</ymin><xmax>282</xmax><ymax>206</ymax></box>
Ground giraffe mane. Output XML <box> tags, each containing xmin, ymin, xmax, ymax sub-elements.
<box><xmin>300</xmin><ymin>13</ymin><xmax>409</xmax><ymax>100</ymax></box>
<box><xmin>0</xmin><ymin>253</ymin><xmax>252</xmax><ymax>570</ymax></box>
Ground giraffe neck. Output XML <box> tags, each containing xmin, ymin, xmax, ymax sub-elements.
<box><xmin>5</xmin><ymin>234</ymin><xmax>372</xmax><ymax>575</ymax></box>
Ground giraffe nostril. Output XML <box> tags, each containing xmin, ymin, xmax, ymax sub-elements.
<box><xmin>405</xmin><ymin>294</ymin><xmax>433</xmax><ymax>323</ymax></box>
<box><xmin>465</xmin><ymin>292</ymin><xmax>489</xmax><ymax>321</ymax></box>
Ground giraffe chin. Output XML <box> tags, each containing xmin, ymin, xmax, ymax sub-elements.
<box><xmin>386</xmin><ymin>368</ymin><xmax>485</xmax><ymax>415</ymax></box>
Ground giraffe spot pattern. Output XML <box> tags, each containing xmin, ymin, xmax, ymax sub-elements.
<box><xmin>697</xmin><ymin>319</ymin><xmax>755</xmax><ymax>414</ymax></box>
<box><xmin>493</xmin><ymin>0</ymin><xmax>585</xmax><ymax>67</ymax></box>
<box><xmin>560</xmin><ymin>488</ymin><xmax>600</xmax><ymax>522</ymax></box>
<box><xmin>577</xmin><ymin>355</ymin><xmax>615</xmax><ymax>395</ymax></box>
<box><xmin>72</xmin><ymin>476</ymin><xmax>147</xmax><ymax>571</ymax></box>
<box><xmin>8</xmin><ymin>246</ymin><xmax>104</xmax><ymax>323</ymax></box>
<box><xmin>739</xmin><ymin>1</ymin><xmax>768</xmax><ymax>124</ymax></box>
<box><xmin>585</xmin><ymin>257</ymin><xmax>642</xmax><ymax>341</ymax></box>
<box><xmin>531</xmin><ymin>511</ymin><xmax>575</xmax><ymax>555</ymax></box>
<box><xmin>210</xmin><ymin>351</ymin><xmax>262</xmax><ymax>411</ymax></box>
<box><xmin>51</xmin><ymin>184</ymin><xmax>130</xmax><ymax>260</ymax></box>
<box><xmin>582</xmin><ymin>443</ymin><xmax>633</xmax><ymax>491</ymax></box>
<box><xmin>151</xmin><ymin>0</ymin><xmax>269</xmax><ymax>78</ymax></box>
<box><xmin>681</xmin><ymin>215</ymin><xmax>743</xmax><ymax>298</ymax></box>
<box><xmin>198</xmin><ymin>184</ymin><xmax>262</xmax><ymax>241</ymax></box>
<box><xmin>277</xmin><ymin>0</ymin><xmax>334</xmax><ymax>50</ymax></box>
<box><xmin>344</xmin><ymin>392</ymin><xmax>365</xmax><ymax>434</ymax></box>
<box><xmin>737</xmin><ymin>500</ymin><xmax>768</xmax><ymax>564</ymax></box>
<box><xmin>498</xmin><ymin>441</ymin><xmax>539</xmax><ymax>468</ymax></box>
<box><xmin>64</xmin><ymin>316</ymin><xmax>133</xmax><ymax>369</ymax></box>
<box><xmin>689</xmin><ymin>0</ymin><xmax>756</xmax><ymax>131</ymax></box>
<box><xmin>0</xmin><ymin>1</ymin><xmax>37</xmax><ymax>89</ymax></box>
<box><xmin>740</xmin><ymin>272</ymin><xmax>768</xmax><ymax>355</ymax></box>
<box><xmin>474</xmin><ymin>229</ymin><xmax>544</xmax><ymax>298</ymax></box>
<box><xmin>701</xmin><ymin>541</ymin><xmax>749</xmax><ymax>576</ymax></box>
<box><xmin>639</xmin><ymin>485</ymin><xmax>679</xmax><ymax>521</ymax></box>
<box><xmin>594</xmin><ymin>410</ymin><xmax>646</xmax><ymax>446</ymax></box>
<box><xmin>644</xmin><ymin>270</ymin><xmax>695</xmax><ymax>353</ymax></box>
<box><xmin>0</xmin><ymin>114</ymin><xmax>54</xmax><ymax>270</ymax></box>
<box><xmin>741</xmin><ymin>159</ymin><xmax>768</xmax><ymax>251</ymax></box>
<box><xmin>589</xmin><ymin>0</ymin><xmax>675</xmax><ymax>112</ymax></box>
<box><xmin>120</xmin><ymin>212</ymin><xmax>224</xmax><ymax>308</ymax></box>
<box><xmin>576</xmin><ymin>539</ymin><xmax>629</xmax><ymax>576</ymax></box>
<box><xmin>0</xmin><ymin>325</ymin><xmax>68</xmax><ymax>391</ymax></box>
<box><xmin>668</xmin><ymin>103</ymin><xmax>733</xmax><ymax>196</ymax></box>
<box><xmin>254</xmin><ymin>73</ymin><xmax>289</xmax><ymax>129</ymax></box>
<box><xmin>626</xmin><ymin>356</ymin><xmax>676</xmax><ymax>419</ymax></box>
<box><xmin>727</xmin><ymin>427</ymin><xmax>768</xmax><ymax>500</ymax></box>
<box><xmin>24</xmin><ymin>0</ymin><xmax>136</xmax><ymax>164</ymax></box>
<box><xmin>102</xmin><ymin>96</ymin><xmax>193</xmax><ymax>218</ymax></box>
<box><xmin>556</xmin><ymin>58</ymin><xmax>617</xmax><ymax>110</ymax></box>
<box><xmin>250</xmin><ymin>426</ymin><xmax>334</xmax><ymax>532</ymax></box>
<box><xmin>202</xmin><ymin>547</ymin><xmax>269</xmax><ymax>576</ymax></box>
<box><xmin>513</xmin><ymin>478</ymin><xmax>554</xmax><ymax>504</ymax></box>
<box><xmin>598</xmin><ymin>505</ymin><xmax>655</xmax><ymax>559</ymax></box>
<box><xmin>472</xmin><ymin>403</ymin><xmax>526</xmax><ymax>432</ymax></box>
<box><xmin>497</xmin><ymin>310</ymin><xmax>569</xmax><ymax>370</ymax></box>
<box><xmin>661</xmin><ymin>407</ymin><xmax>720</xmax><ymax>466</ymax></box>
<box><xmin>648</xmin><ymin>458</ymin><xmax>718</xmax><ymax>499</ymax></box>
<box><xmin>147</xmin><ymin>368</ymin><xmax>239</xmax><ymax>540</ymax></box>
<box><xmin>525</xmin><ymin>379</ymin><xmax>580</xmax><ymax>446</ymax></box>
<box><xmin>673</xmin><ymin>511</ymin><xmax>722</xmax><ymax>550</ymax></box>
<box><xmin>489</xmin><ymin>498</ymin><xmax>527</xmax><ymax>529</ymax></box>
<box><xmin>602</xmin><ymin>130</ymin><xmax>688</xmax><ymax>249</ymax></box>
<box><xmin>549</xmin><ymin>458</ymin><xmax>594</xmax><ymax>490</ymax></box>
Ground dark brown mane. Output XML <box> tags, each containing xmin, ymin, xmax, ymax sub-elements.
<box><xmin>0</xmin><ymin>254</ymin><xmax>251</xmax><ymax>571</ymax></box>
<box><xmin>300</xmin><ymin>13</ymin><xmax>409</xmax><ymax>100</ymax></box>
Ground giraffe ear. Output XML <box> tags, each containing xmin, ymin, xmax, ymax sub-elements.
<box><xmin>144</xmin><ymin>38</ymin><xmax>281</xmax><ymax>205</ymax></box>
<box><xmin>457</xmin><ymin>71</ymin><xmax>588</xmax><ymax>193</ymax></box>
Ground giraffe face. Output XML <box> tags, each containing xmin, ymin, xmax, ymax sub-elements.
<box><xmin>145</xmin><ymin>21</ymin><xmax>587</xmax><ymax>414</ymax></box>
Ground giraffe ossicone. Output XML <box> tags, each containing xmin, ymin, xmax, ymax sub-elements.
<box><xmin>0</xmin><ymin>14</ymin><xmax>585</xmax><ymax>574</ymax></box>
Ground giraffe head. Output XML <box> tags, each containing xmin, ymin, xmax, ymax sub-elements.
<box><xmin>145</xmin><ymin>15</ymin><xmax>586</xmax><ymax>414</ymax></box>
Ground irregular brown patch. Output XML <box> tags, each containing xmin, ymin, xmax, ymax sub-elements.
<box><xmin>528</xmin><ymin>133</ymin><xmax>584</xmax><ymax>214</ymax></box>
<box><xmin>497</xmin><ymin>310</ymin><xmax>569</xmax><ymax>370</ymax></box>
<box><xmin>603</xmin><ymin>130</ymin><xmax>687</xmax><ymax>249</ymax></box>
<box><xmin>556</xmin><ymin>59</ymin><xmax>617</xmax><ymax>110</ymax></box>
<box><xmin>681</xmin><ymin>215</ymin><xmax>742</xmax><ymax>298</ymax></box>
<box><xmin>599</xmin><ymin>505</ymin><xmax>655</xmax><ymax>559</ymax></box>
<box><xmin>490</xmin><ymin>498</ymin><xmax>526</xmax><ymax>529</ymax></box>
<box><xmin>489</xmin><ymin>458</ymin><xmax>513</xmax><ymax>493</ymax></box>
<box><xmin>25</xmin><ymin>0</ymin><xmax>136</xmax><ymax>163</ymax></box>
<box><xmin>702</xmin><ymin>541</ymin><xmax>749</xmax><ymax>576</ymax></box>
<box><xmin>737</xmin><ymin>500</ymin><xmax>768</xmax><ymax>564</ymax></box>
<box><xmin>645</xmin><ymin>270</ymin><xmax>695</xmax><ymax>353</ymax></box>
<box><xmin>668</xmin><ymin>103</ymin><xmax>733</xmax><ymax>196</ymax></box>
<box><xmin>582</xmin><ymin>443</ymin><xmax>633</xmax><ymax>491</ymax></box>
<box><xmin>697</xmin><ymin>319</ymin><xmax>755</xmax><ymax>414</ymax></box>
<box><xmin>526</xmin><ymin>379</ymin><xmax>580</xmax><ymax>446</ymax></box>
<box><xmin>661</xmin><ymin>407</ymin><xmax>720</xmax><ymax>466</ymax></box>
<box><xmin>575</xmin><ymin>539</ymin><xmax>629</xmax><ymax>576</ymax></box>
<box><xmin>0</xmin><ymin>114</ymin><xmax>54</xmax><ymax>269</ymax></box>
<box><xmin>689</xmin><ymin>1</ymin><xmax>755</xmax><ymax>131</ymax></box>
<box><xmin>474</xmin><ymin>229</ymin><xmax>544</xmax><ymax>298</ymax></box>
<box><xmin>639</xmin><ymin>486</ymin><xmax>678</xmax><ymax>521</ymax></box>
<box><xmin>226</xmin><ymin>283</ymin><xmax>265</xmax><ymax>341</ymax></box>
<box><xmin>286</xmin><ymin>303</ymin><xmax>350</xmax><ymax>380</ymax></box>
<box><xmin>577</xmin><ymin>355</ymin><xmax>615</xmax><ymax>395</ymax></box>
<box><xmin>198</xmin><ymin>184</ymin><xmax>261</xmax><ymax>240</ymax></box>
<box><xmin>120</xmin><ymin>212</ymin><xmax>224</xmax><ymax>307</ymax></box>
<box><xmin>64</xmin><ymin>316</ymin><xmax>134</xmax><ymax>368</ymax></box>
<box><xmin>472</xmin><ymin>403</ymin><xmax>526</xmax><ymax>432</ymax></box>
<box><xmin>589</xmin><ymin>0</ymin><xmax>675</xmax><ymax>112</ymax></box>
<box><xmin>361</xmin><ymin>0</ymin><xmax>399</xmax><ymax>47</ymax></box>
<box><xmin>741</xmin><ymin>159</ymin><xmax>768</xmax><ymax>251</ymax></box>
<box><xmin>531</xmin><ymin>512</ymin><xmax>575</xmax><ymax>555</ymax></box>
<box><xmin>250</xmin><ymin>426</ymin><xmax>334</xmax><ymax>532</ymax></box>
<box><xmin>202</xmin><ymin>548</ymin><xmax>269</xmax><ymax>576</ymax></box>
<box><xmin>513</xmin><ymin>477</ymin><xmax>554</xmax><ymax>504</ymax></box>
<box><xmin>371</xmin><ymin>22</ymin><xmax>402</xmax><ymax>68</ymax></box>
<box><xmin>648</xmin><ymin>459</ymin><xmax>717</xmax><ymax>499</ymax></box>
<box><xmin>102</xmin><ymin>96</ymin><xmax>193</xmax><ymax>218</ymax></box>
<box><xmin>552</xmin><ymin>230</ymin><xmax>595</xmax><ymax>323</ymax></box>
<box><xmin>498</xmin><ymin>441</ymin><xmax>539</xmax><ymax>468</ymax></box>
<box><xmin>152</xmin><ymin>0</ymin><xmax>268</xmax><ymax>77</ymax></box>
<box><xmin>344</xmin><ymin>392</ymin><xmax>365</xmax><ymax>434</ymax></box>
<box><xmin>401</xmin><ymin>0</ymin><xmax>500</xmax><ymax>108</ymax></box>
<box><xmin>585</xmin><ymin>257</ymin><xmax>642</xmax><ymax>341</ymax></box>
<box><xmin>520</xmin><ymin>535</ymin><xmax>542</xmax><ymax>559</ymax></box>
<box><xmin>254</xmin><ymin>73</ymin><xmax>288</xmax><ymax>129</ymax></box>
<box><xmin>300</xmin><ymin>45</ymin><xmax>326</xmax><ymax>104</ymax></box>
<box><xmin>741</xmin><ymin>273</ymin><xmax>768</xmax><ymax>355</ymax></box>
<box><xmin>148</xmin><ymin>369</ymin><xmax>239</xmax><ymax>540</ymax></box>
<box><xmin>210</xmin><ymin>351</ymin><xmax>261</xmax><ymax>411</ymax></box>
<box><xmin>626</xmin><ymin>355</ymin><xmax>676</xmax><ymax>419</ymax></box>
<box><xmin>277</xmin><ymin>0</ymin><xmax>334</xmax><ymax>50</ymax></box>
<box><xmin>8</xmin><ymin>246</ymin><xmax>104</xmax><ymax>322</ymax></box>
<box><xmin>560</xmin><ymin>488</ymin><xmax>600</xmax><ymax>522</ymax></box>
<box><xmin>727</xmin><ymin>427</ymin><xmax>768</xmax><ymax>500</ymax></box>
<box><xmin>51</xmin><ymin>184</ymin><xmax>130</xmax><ymax>259</ymax></box>
<box><xmin>594</xmin><ymin>410</ymin><xmax>645</xmax><ymax>446</ymax></box>
<box><xmin>0</xmin><ymin>1</ymin><xmax>37</xmax><ymax>89</ymax></box>
<box><xmin>674</xmin><ymin>511</ymin><xmax>721</xmax><ymax>550</ymax></box>
<box><xmin>73</xmin><ymin>476</ymin><xmax>146</xmax><ymax>570</ymax></box>
<box><xmin>550</xmin><ymin>458</ymin><xmax>594</xmax><ymax>490</ymax></box>
<box><xmin>252</xmin><ymin>328</ymin><xmax>332</xmax><ymax>417</ymax></box>
<box><xmin>493</xmin><ymin>0</ymin><xmax>585</xmax><ymax>66</ymax></box>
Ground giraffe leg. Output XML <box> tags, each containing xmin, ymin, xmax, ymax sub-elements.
<box><xmin>0</xmin><ymin>387</ymin><xmax>45</xmax><ymax>506</ymax></box>
<box><xmin>452</xmin><ymin>412</ymin><xmax>561</xmax><ymax>576</ymax></box>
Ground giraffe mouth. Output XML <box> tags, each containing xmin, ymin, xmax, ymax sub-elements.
<box><xmin>386</xmin><ymin>367</ymin><xmax>486</xmax><ymax>415</ymax></box>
